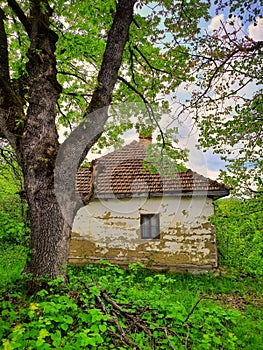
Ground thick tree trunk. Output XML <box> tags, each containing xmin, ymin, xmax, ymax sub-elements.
<box><xmin>17</xmin><ymin>1</ymin><xmax>71</xmax><ymax>280</ymax></box>
<box><xmin>23</xmin><ymin>183</ymin><xmax>71</xmax><ymax>279</ymax></box>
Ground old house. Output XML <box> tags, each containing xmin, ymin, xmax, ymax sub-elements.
<box><xmin>70</xmin><ymin>135</ymin><xmax>229</xmax><ymax>272</ymax></box>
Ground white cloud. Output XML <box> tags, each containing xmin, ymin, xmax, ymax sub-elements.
<box><xmin>208</xmin><ymin>14</ymin><xmax>244</xmax><ymax>40</ymax></box>
<box><xmin>248</xmin><ymin>17</ymin><xmax>263</xmax><ymax>41</ymax></box>
<box><xmin>209</xmin><ymin>14</ymin><xmax>263</xmax><ymax>42</ymax></box>
<box><xmin>208</xmin><ymin>14</ymin><xmax>224</xmax><ymax>32</ymax></box>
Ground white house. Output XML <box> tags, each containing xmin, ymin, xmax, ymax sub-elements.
<box><xmin>70</xmin><ymin>135</ymin><xmax>229</xmax><ymax>272</ymax></box>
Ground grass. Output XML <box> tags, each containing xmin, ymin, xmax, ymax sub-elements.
<box><xmin>0</xmin><ymin>245</ymin><xmax>27</xmax><ymax>288</ymax></box>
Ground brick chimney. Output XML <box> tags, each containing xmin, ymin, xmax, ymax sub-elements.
<box><xmin>139</xmin><ymin>131</ymin><xmax>152</xmax><ymax>146</ymax></box>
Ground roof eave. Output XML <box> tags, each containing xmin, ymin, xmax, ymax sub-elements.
<box><xmin>91</xmin><ymin>189</ymin><xmax>230</xmax><ymax>200</ymax></box>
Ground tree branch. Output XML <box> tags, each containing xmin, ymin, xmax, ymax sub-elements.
<box><xmin>192</xmin><ymin>49</ymin><xmax>240</xmax><ymax>113</ymax></box>
<box><xmin>7</xmin><ymin>0</ymin><xmax>31</xmax><ymax>36</ymax></box>
<box><xmin>87</xmin><ymin>0</ymin><xmax>136</xmax><ymax>113</ymax></box>
<box><xmin>64</xmin><ymin>91</ymin><xmax>92</xmax><ymax>98</ymax></box>
<box><xmin>0</xmin><ymin>146</ymin><xmax>20</xmax><ymax>178</ymax></box>
<box><xmin>58</xmin><ymin>71</ymin><xmax>89</xmax><ymax>84</ymax></box>
<box><xmin>56</xmin><ymin>102</ymin><xmax>73</xmax><ymax>132</ymax></box>
<box><xmin>134</xmin><ymin>44</ymin><xmax>169</xmax><ymax>75</ymax></box>
<box><xmin>183</xmin><ymin>295</ymin><xmax>217</xmax><ymax>323</ymax></box>
<box><xmin>128</xmin><ymin>43</ymin><xmax>137</xmax><ymax>86</ymax></box>
<box><xmin>55</xmin><ymin>0</ymin><xmax>137</xmax><ymax>227</ymax></box>
<box><xmin>0</xmin><ymin>7</ymin><xmax>26</xmax><ymax>146</ymax></box>
<box><xmin>0</xmin><ymin>8</ymin><xmax>10</xmax><ymax>82</ymax></box>
<box><xmin>117</xmin><ymin>75</ymin><xmax>166</xmax><ymax>148</ymax></box>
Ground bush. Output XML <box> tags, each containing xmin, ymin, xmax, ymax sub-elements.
<box><xmin>0</xmin><ymin>170</ymin><xmax>29</xmax><ymax>248</ymax></box>
<box><xmin>213</xmin><ymin>196</ymin><xmax>263</xmax><ymax>276</ymax></box>
<box><xmin>0</xmin><ymin>245</ymin><xmax>27</xmax><ymax>288</ymax></box>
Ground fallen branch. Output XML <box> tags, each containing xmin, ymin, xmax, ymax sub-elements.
<box><xmin>94</xmin><ymin>291</ymin><xmax>133</xmax><ymax>347</ymax></box>
<box><xmin>100</xmin><ymin>289</ymin><xmax>152</xmax><ymax>336</ymax></box>
<box><xmin>88</xmin><ymin>281</ymin><xmax>219</xmax><ymax>349</ymax></box>
<box><xmin>183</xmin><ymin>294</ymin><xmax>217</xmax><ymax>323</ymax></box>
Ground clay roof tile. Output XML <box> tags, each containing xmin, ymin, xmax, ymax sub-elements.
<box><xmin>76</xmin><ymin>140</ymin><xmax>229</xmax><ymax>201</ymax></box>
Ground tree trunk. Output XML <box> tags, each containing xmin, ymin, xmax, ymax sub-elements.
<box><xmin>17</xmin><ymin>1</ymin><xmax>71</xmax><ymax>280</ymax></box>
<box><xmin>1</xmin><ymin>0</ymin><xmax>135</xmax><ymax>282</ymax></box>
<box><xmin>23</xmin><ymin>179</ymin><xmax>71</xmax><ymax>280</ymax></box>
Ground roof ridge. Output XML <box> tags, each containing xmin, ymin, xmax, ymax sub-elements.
<box><xmin>99</xmin><ymin>140</ymin><xmax>141</xmax><ymax>157</ymax></box>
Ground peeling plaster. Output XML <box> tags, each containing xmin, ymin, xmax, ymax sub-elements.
<box><xmin>71</xmin><ymin>196</ymin><xmax>217</xmax><ymax>270</ymax></box>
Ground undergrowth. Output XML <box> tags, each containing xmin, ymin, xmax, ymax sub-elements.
<box><xmin>0</xmin><ymin>245</ymin><xmax>27</xmax><ymax>288</ymax></box>
<box><xmin>1</xmin><ymin>262</ymin><xmax>262</xmax><ymax>349</ymax></box>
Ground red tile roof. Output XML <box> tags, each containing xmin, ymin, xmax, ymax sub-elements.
<box><xmin>76</xmin><ymin>140</ymin><xmax>229</xmax><ymax>201</ymax></box>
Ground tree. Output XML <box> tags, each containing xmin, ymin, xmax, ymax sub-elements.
<box><xmin>184</xmin><ymin>1</ymin><xmax>263</xmax><ymax>196</ymax></box>
<box><xmin>0</xmin><ymin>0</ymin><xmax>137</xmax><ymax>280</ymax></box>
<box><xmin>0</xmin><ymin>0</ymin><xmax>211</xmax><ymax>280</ymax></box>
<box><xmin>213</xmin><ymin>197</ymin><xmax>263</xmax><ymax>276</ymax></box>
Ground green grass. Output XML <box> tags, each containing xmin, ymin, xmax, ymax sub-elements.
<box><xmin>0</xmin><ymin>245</ymin><xmax>27</xmax><ymax>288</ymax></box>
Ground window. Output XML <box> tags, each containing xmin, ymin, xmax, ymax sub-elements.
<box><xmin>140</xmin><ymin>214</ymin><xmax>160</xmax><ymax>239</ymax></box>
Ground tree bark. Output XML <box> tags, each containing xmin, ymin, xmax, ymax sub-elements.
<box><xmin>15</xmin><ymin>1</ymin><xmax>71</xmax><ymax>279</ymax></box>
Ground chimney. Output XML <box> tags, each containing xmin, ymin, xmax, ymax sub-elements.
<box><xmin>139</xmin><ymin>131</ymin><xmax>152</xmax><ymax>146</ymax></box>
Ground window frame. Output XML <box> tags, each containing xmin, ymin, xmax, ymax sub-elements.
<box><xmin>140</xmin><ymin>213</ymin><xmax>160</xmax><ymax>239</ymax></box>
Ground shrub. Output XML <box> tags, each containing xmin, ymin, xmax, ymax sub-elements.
<box><xmin>213</xmin><ymin>197</ymin><xmax>263</xmax><ymax>276</ymax></box>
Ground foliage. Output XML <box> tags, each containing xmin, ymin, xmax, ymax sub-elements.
<box><xmin>0</xmin><ymin>262</ymin><xmax>262</xmax><ymax>350</ymax></box>
<box><xmin>0</xmin><ymin>188</ymin><xmax>28</xmax><ymax>247</ymax></box>
<box><xmin>0</xmin><ymin>145</ymin><xmax>29</xmax><ymax>248</ymax></box>
<box><xmin>0</xmin><ymin>140</ymin><xmax>21</xmax><ymax>186</ymax></box>
<box><xmin>186</xmin><ymin>1</ymin><xmax>263</xmax><ymax>195</ymax></box>
<box><xmin>0</xmin><ymin>0</ymin><xmax>212</xmax><ymax>156</ymax></box>
<box><xmin>213</xmin><ymin>197</ymin><xmax>263</xmax><ymax>276</ymax></box>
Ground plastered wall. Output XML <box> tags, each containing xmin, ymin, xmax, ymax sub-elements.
<box><xmin>70</xmin><ymin>196</ymin><xmax>217</xmax><ymax>271</ymax></box>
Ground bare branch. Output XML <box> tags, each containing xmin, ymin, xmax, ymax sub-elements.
<box><xmin>183</xmin><ymin>294</ymin><xmax>217</xmax><ymax>323</ymax></box>
<box><xmin>192</xmin><ymin>49</ymin><xmax>240</xmax><ymax>113</ymax></box>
